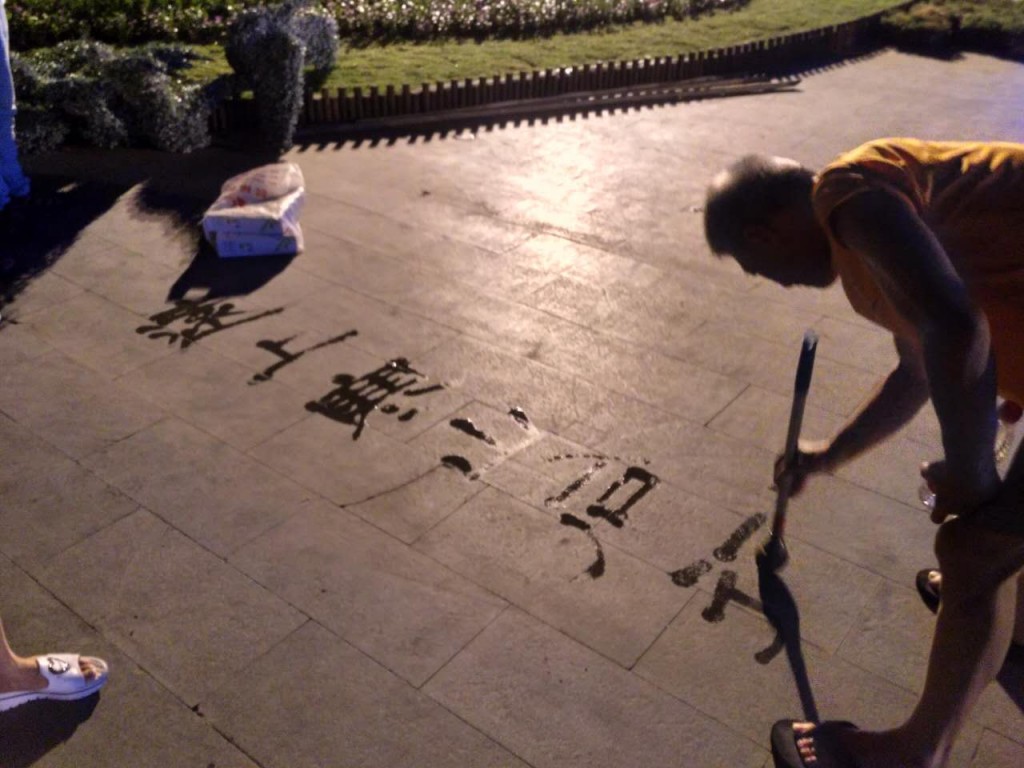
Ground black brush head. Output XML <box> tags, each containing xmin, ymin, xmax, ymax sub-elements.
<box><xmin>755</xmin><ymin>533</ymin><xmax>789</xmax><ymax>574</ymax></box>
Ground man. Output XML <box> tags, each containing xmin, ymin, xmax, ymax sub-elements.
<box><xmin>704</xmin><ymin>139</ymin><xmax>1024</xmax><ymax>768</ymax></box>
<box><xmin>0</xmin><ymin>0</ymin><xmax>30</xmax><ymax>212</ymax></box>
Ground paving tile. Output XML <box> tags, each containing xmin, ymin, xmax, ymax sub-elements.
<box><xmin>837</xmin><ymin>579</ymin><xmax>935</xmax><ymax>695</ymax></box>
<box><xmin>173</xmin><ymin>254</ymin><xmax>329</xmax><ymax>311</ymax></box>
<box><xmin>230</xmin><ymin>500</ymin><xmax>507</xmax><ymax>685</ymax></box>
<box><xmin>416</xmin><ymin>486</ymin><xmax>691</xmax><ymax>666</ymax></box>
<box><xmin>51</xmin><ymin>238</ymin><xmax>181</xmax><ymax>316</ymax></box>
<box><xmin>117</xmin><ymin>344</ymin><xmax>308</xmax><ymax>451</ymax></box>
<box><xmin>834</xmin><ymin>434</ymin><xmax>935</xmax><ymax>508</ymax></box>
<box><xmin>2</xmin><ymin>271</ymin><xmax>87</xmax><ymax>320</ymax></box>
<box><xmin>344</xmin><ymin>464</ymin><xmax>486</xmax><ymax>543</ymax></box>
<box><xmin>673</xmin><ymin>322</ymin><xmax>881</xmax><ymax>418</ymax></box>
<box><xmin>707</xmin><ymin>385</ymin><xmax>845</xmax><ymax>453</ymax></box>
<box><xmin>523</xmin><ymin>274</ymin><xmax>707</xmax><ymax>358</ymax></box>
<box><xmin>631</xmin><ymin>596</ymin><xmax>981</xmax><ymax>766</ymax></box>
<box><xmin>748</xmin><ymin>281</ymin><xmax>872</xmax><ymax>332</ymax></box>
<box><xmin>0</xmin><ymin>414</ymin><xmax>139</xmax><ymax>569</ymax></box>
<box><xmin>20</xmin><ymin>292</ymin><xmax>174</xmax><ymax>378</ymax></box>
<box><xmin>903</xmin><ymin>401</ymin><xmax>944</xmax><ymax>451</ymax></box>
<box><xmin>288</xmin><ymin>224</ymin><xmax>415</xmax><ymax>291</ymax></box>
<box><xmin>0</xmin><ymin>554</ymin><xmax>257</xmax><ymax>768</ymax></box>
<box><xmin>82</xmin><ymin>417</ymin><xmax>315</xmax><ymax>556</ymax></box>
<box><xmin>505</xmin><ymin>232</ymin><xmax>592</xmax><ymax>276</ymax></box>
<box><xmin>558</xmin><ymin>388</ymin><xmax>683</xmax><ymax>448</ymax></box>
<box><xmin>185</xmin><ymin>298</ymin><xmax>470</xmax><ymax>444</ymax></box>
<box><xmin>541</xmin><ymin>460</ymin><xmax>885</xmax><ymax>656</ymax></box>
<box><xmin>971</xmin><ymin>729</ymin><xmax>1024</xmax><ymax>767</ymax></box>
<box><xmin>480</xmin><ymin>455</ymin><xmax>574</xmax><ymax>511</ymax></box>
<box><xmin>635</xmin><ymin>598</ymin><xmax>822</xmax><ymax>743</ymax></box>
<box><xmin>408</xmin><ymin>400</ymin><xmax>545</xmax><ymax>478</ymax></box>
<box><xmin>425</xmin><ymin>608</ymin><xmax>767</xmax><ymax>768</ymax></box>
<box><xmin>595</xmin><ymin>416</ymin><xmax>778</xmax><ymax>517</ymax></box>
<box><xmin>205</xmin><ymin>621</ymin><xmax>527</xmax><ymax>768</ymax></box>
<box><xmin>785</xmin><ymin>475</ymin><xmax>937</xmax><ymax>584</ymax></box>
<box><xmin>814</xmin><ymin>316</ymin><xmax>900</xmax><ymax>376</ymax></box>
<box><xmin>247</xmin><ymin>412</ymin><xmax>439</xmax><ymax>506</ymax></box>
<box><xmin>417</xmin><ymin>336</ymin><xmax>608</xmax><ymax>435</ymax></box>
<box><xmin>40</xmin><ymin>509</ymin><xmax>307</xmax><ymax>707</ymax></box>
<box><xmin>0</xmin><ymin>350</ymin><xmax>163</xmax><ymax>460</ymax></box>
<box><xmin>289</xmin><ymin>280</ymin><xmax>460</xmax><ymax>359</ymax></box>
<box><xmin>973</xmin><ymin>659</ymin><xmax>1024</xmax><ymax>750</ymax></box>
<box><xmin>78</xmin><ymin>186</ymin><xmax>201</xmax><ymax>273</ymax></box>
<box><xmin>531</xmin><ymin>323</ymin><xmax>748</xmax><ymax>423</ymax></box>
<box><xmin>0</xmin><ymin>319</ymin><xmax>53</xmax><ymax>368</ymax></box>
<box><xmin>700</xmin><ymin>289</ymin><xmax>823</xmax><ymax>349</ymax></box>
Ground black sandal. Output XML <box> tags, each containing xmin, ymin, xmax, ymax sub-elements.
<box><xmin>770</xmin><ymin>720</ymin><xmax>859</xmax><ymax>768</ymax></box>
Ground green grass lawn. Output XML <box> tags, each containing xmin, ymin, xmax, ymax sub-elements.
<box><xmin>184</xmin><ymin>0</ymin><xmax>906</xmax><ymax>91</ymax></box>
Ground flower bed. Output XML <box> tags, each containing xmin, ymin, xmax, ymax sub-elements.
<box><xmin>9</xmin><ymin>0</ymin><xmax>749</xmax><ymax>50</ymax></box>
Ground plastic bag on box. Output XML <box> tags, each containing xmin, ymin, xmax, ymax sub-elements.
<box><xmin>202</xmin><ymin>163</ymin><xmax>306</xmax><ymax>257</ymax></box>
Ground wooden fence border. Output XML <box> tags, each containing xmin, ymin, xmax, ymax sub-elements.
<box><xmin>208</xmin><ymin>3</ymin><xmax>914</xmax><ymax>135</ymax></box>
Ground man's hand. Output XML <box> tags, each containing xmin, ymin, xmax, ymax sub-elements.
<box><xmin>920</xmin><ymin>459</ymin><xmax>1001</xmax><ymax>524</ymax></box>
<box><xmin>774</xmin><ymin>438</ymin><xmax>833</xmax><ymax>497</ymax></box>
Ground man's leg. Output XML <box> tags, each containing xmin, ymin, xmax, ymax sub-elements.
<box><xmin>0</xmin><ymin>1</ymin><xmax>29</xmax><ymax>201</ymax></box>
<box><xmin>925</xmin><ymin>570</ymin><xmax>1024</xmax><ymax>645</ymax></box>
<box><xmin>791</xmin><ymin>462</ymin><xmax>1024</xmax><ymax>768</ymax></box>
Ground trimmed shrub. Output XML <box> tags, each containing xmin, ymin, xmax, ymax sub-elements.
<box><xmin>11</xmin><ymin>41</ymin><xmax>216</xmax><ymax>155</ymax></box>
<box><xmin>882</xmin><ymin>1</ymin><xmax>1024</xmax><ymax>58</ymax></box>
<box><xmin>226</xmin><ymin>0</ymin><xmax>339</xmax><ymax>152</ymax></box>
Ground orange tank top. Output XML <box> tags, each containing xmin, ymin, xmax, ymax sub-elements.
<box><xmin>812</xmin><ymin>138</ymin><xmax>1024</xmax><ymax>403</ymax></box>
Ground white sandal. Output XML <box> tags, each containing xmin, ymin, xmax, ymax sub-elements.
<box><xmin>0</xmin><ymin>654</ymin><xmax>109</xmax><ymax>713</ymax></box>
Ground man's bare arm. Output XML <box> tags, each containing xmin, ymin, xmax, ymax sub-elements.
<box><xmin>832</xmin><ymin>188</ymin><xmax>999</xmax><ymax>516</ymax></box>
<box><xmin>814</xmin><ymin>336</ymin><xmax>930</xmax><ymax>470</ymax></box>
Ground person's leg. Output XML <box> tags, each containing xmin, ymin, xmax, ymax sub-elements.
<box><xmin>0</xmin><ymin>615</ymin><xmax>48</xmax><ymax>694</ymax></box>
<box><xmin>789</xmin><ymin>465</ymin><xmax>1024</xmax><ymax>768</ymax></box>
<box><xmin>0</xmin><ymin>0</ymin><xmax>29</xmax><ymax>200</ymax></box>
<box><xmin>925</xmin><ymin>570</ymin><xmax>1024</xmax><ymax>644</ymax></box>
<box><xmin>0</xmin><ymin>614</ymin><xmax>106</xmax><ymax>694</ymax></box>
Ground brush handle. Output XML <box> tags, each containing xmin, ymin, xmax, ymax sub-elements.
<box><xmin>771</xmin><ymin>330</ymin><xmax>818</xmax><ymax>540</ymax></box>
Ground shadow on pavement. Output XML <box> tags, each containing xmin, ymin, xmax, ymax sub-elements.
<box><xmin>1</xmin><ymin>176</ymin><xmax>126</xmax><ymax>313</ymax></box>
<box><xmin>1</xmin><ymin>146</ymin><xmax>281</xmax><ymax>315</ymax></box>
<box><xmin>288</xmin><ymin>50</ymin><xmax>882</xmax><ymax>153</ymax></box>
<box><xmin>0</xmin><ymin>694</ymin><xmax>101</xmax><ymax>768</ymax></box>
<box><xmin>167</xmin><ymin>241</ymin><xmax>295</xmax><ymax>301</ymax></box>
<box><xmin>758</xmin><ymin>566</ymin><xmax>820</xmax><ymax>724</ymax></box>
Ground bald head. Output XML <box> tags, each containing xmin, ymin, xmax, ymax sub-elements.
<box><xmin>703</xmin><ymin>155</ymin><xmax>816</xmax><ymax>256</ymax></box>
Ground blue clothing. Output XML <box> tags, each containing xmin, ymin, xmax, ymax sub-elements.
<box><xmin>0</xmin><ymin>0</ymin><xmax>29</xmax><ymax>207</ymax></box>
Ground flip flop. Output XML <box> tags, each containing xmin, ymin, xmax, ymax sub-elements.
<box><xmin>770</xmin><ymin>720</ymin><xmax>859</xmax><ymax>768</ymax></box>
<box><xmin>915</xmin><ymin>568</ymin><xmax>1024</xmax><ymax>663</ymax></box>
<box><xmin>915</xmin><ymin>569</ymin><xmax>941</xmax><ymax>613</ymax></box>
<box><xmin>0</xmin><ymin>654</ymin><xmax>109</xmax><ymax>714</ymax></box>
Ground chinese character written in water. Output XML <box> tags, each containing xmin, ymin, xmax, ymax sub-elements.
<box><xmin>249</xmin><ymin>330</ymin><xmax>360</xmax><ymax>384</ymax></box>
<box><xmin>136</xmin><ymin>299</ymin><xmax>285</xmax><ymax>349</ymax></box>
<box><xmin>543</xmin><ymin>454</ymin><xmax>660</xmax><ymax>580</ymax></box>
<box><xmin>667</xmin><ymin>511</ymin><xmax>785</xmax><ymax>664</ymax></box>
<box><xmin>305</xmin><ymin>357</ymin><xmax>444</xmax><ymax>440</ymax></box>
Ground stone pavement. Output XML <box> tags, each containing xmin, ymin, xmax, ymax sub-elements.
<box><xmin>1</xmin><ymin>48</ymin><xmax>1023</xmax><ymax>767</ymax></box>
